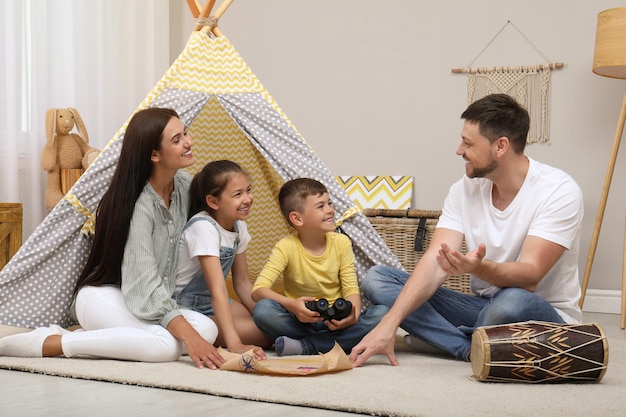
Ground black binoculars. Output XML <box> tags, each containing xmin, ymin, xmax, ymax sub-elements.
<box><xmin>305</xmin><ymin>297</ymin><xmax>352</xmax><ymax>321</ymax></box>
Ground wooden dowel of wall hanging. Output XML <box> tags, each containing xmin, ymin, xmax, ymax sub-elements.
<box><xmin>194</xmin><ymin>0</ymin><xmax>217</xmax><ymax>31</ymax></box>
<box><xmin>450</xmin><ymin>62</ymin><xmax>564</xmax><ymax>74</ymax></box>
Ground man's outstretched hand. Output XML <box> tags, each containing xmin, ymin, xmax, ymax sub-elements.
<box><xmin>437</xmin><ymin>242</ymin><xmax>486</xmax><ymax>276</ymax></box>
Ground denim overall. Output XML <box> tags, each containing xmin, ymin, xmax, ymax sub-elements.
<box><xmin>173</xmin><ymin>216</ymin><xmax>239</xmax><ymax>316</ymax></box>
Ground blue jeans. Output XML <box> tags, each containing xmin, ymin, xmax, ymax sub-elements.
<box><xmin>253</xmin><ymin>298</ymin><xmax>389</xmax><ymax>355</ymax></box>
<box><xmin>362</xmin><ymin>265</ymin><xmax>565</xmax><ymax>361</ymax></box>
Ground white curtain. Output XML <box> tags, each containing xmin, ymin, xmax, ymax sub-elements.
<box><xmin>0</xmin><ymin>0</ymin><xmax>171</xmax><ymax>239</ymax></box>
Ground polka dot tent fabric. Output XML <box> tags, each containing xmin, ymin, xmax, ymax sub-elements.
<box><xmin>0</xmin><ymin>32</ymin><xmax>402</xmax><ymax>328</ymax></box>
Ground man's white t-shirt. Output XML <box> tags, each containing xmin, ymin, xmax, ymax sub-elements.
<box><xmin>436</xmin><ymin>158</ymin><xmax>584</xmax><ymax>323</ymax></box>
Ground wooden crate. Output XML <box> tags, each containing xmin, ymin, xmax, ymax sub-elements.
<box><xmin>0</xmin><ymin>203</ymin><xmax>23</xmax><ymax>270</ymax></box>
<box><xmin>364</xmin><ymin>208</ymin><xmax>471</xmax><ymax>294</ymax></box>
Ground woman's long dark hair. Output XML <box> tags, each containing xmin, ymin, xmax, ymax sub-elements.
<box><xmin>74</xmin><ymin>108</ymin><xmax>180</xmax><ymax>294</ymax></box>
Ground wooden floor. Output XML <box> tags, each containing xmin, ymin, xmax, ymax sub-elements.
<box><xmin>1</xmin><ymin>312</ymin><xmax>622</xmax><ymax>417</ymax></box>
<box><xmin>0</xmin><ymin>368</ymin><xmax>364</xmax><ymax>417</ymax></box>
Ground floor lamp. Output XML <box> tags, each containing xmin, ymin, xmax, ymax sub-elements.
<box><xmin>581</xmin><ymin>7</ymin><xmax>626</xmax><ymax>329</ymax></box>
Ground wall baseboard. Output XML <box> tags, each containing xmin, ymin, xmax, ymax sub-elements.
<box><xmin>582</xmin><ymin>289</ymin><xmax>622</xmax><ymax>315</ymax></box>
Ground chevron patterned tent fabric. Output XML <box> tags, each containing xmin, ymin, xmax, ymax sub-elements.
<box><xmin>0</xmin><ymin>32</ymin><xmax>402</xmax><ymax>328</ymax></box>
<box><xmin>335</xmin><ymin>176</ymin><xmax>413</xmax><ymax>210</ymax></box>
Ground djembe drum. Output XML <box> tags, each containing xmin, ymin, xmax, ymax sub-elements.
<box><xmin>471</xmin><ymin>321</ymin><xmax>608</xmax><ymax>383</ymax></box>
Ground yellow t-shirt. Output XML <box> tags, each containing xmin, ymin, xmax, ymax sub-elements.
<box><xmin>252</xmin><ymin>232</ymin><xmax>359</xmax><ymax>304</ymax></box>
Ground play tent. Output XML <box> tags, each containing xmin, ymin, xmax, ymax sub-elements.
<box><xmin>0</xmin><ymin>0</ymin><xmax>402</xmax><ymax>328</ymax></box>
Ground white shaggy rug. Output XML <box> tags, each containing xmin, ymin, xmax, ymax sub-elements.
<box><xmin>0</xmin><ymin>324</ymin><xmax>624</xmax><ymax>417</ymax></box>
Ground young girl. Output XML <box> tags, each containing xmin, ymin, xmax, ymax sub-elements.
<box><xmin>175</xmin><ymin>160</ymin><xmax>272</xmax><ymax>356</ymax></box>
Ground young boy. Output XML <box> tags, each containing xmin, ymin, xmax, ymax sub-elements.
<box><xmin>251</xmin><ymin>178</ymin><xmax>388</xmax><ymax>356</ymax></box>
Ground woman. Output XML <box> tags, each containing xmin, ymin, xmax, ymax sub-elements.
<box><xmin>0</xmin><ymin>108</ymin><xmax>224</xmax><ymax>369</ymax></box>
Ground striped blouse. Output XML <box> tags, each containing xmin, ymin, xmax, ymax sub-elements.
<box><xmin>120</xmin><ymin>171</ymin><xmax>191</xmax><ymax>328</ymax></box>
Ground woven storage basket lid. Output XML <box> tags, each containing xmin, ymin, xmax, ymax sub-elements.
<box><xmin>364</xmin><ymin>208</ymin><xmax>471</xmax><ymax>294</ymax></box>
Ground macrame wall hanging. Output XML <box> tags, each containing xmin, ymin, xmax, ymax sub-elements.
<box><xmin>452</xmin><ymin>21</ymin><xmax>563</xmax><ymax>144</ymax></box>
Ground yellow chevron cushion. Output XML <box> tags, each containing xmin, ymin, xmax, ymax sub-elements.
<box><xmin>335</xmin><ymin>176</ymin><xmax>413</xmax><ymax>210</ymax></box>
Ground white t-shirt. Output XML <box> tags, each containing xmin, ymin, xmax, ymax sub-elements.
<box><xmin>436</xmin><ymin>158</ymin><xmax>584</xmax><ymax>323</ymax></box>
<box><xmin>176</xmin><ymin>211</ymin><xmax>251</xmax><ymax>292</ymax></box>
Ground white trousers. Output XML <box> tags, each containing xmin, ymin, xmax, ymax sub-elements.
<box><xmin>61</xmin><ymin>286</ymin><xmax>218</xmax><ymax>362</ymax></box>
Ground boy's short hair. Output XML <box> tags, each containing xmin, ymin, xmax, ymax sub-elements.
<box><xmin>278</xmin><ymin>178</ymin><xmax>328</xmax><ymax>226</ymax></box>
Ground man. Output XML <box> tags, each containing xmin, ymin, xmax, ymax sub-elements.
<box><xmin>350</xmin><ymin>94</ymin><xmax>583</xmax><ymax>367</ymax></box>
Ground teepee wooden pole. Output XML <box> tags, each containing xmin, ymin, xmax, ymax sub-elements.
<box><xmin>186</xmin><ymin>0</ymin><xmax>200</xmax><ymax>17</ymax></box>
<box><xmin>202</xmin><ymin>0</ymin><xmax>234</xmax><ymax>37</ymax></box>
<box><xmin>193</xmin><ymin>0</ymin><xmax>217</xmax><ymax>31</ymax></box>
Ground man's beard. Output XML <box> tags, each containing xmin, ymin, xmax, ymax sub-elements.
<box><xmin>468</xmin><ymin>159</ymin><xmax>497</xmax><ymax>178</ymax></box>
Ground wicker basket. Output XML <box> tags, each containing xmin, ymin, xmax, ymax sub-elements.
<box><xmin>364</xmin><ymin>208</ymin><xmax>471</xmax><ymax>294</ymax></box>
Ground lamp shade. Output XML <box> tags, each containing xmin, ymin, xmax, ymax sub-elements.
<box><xmin>593</xmin><ymin>7</ymin><xmax>626</xmax><ymax>79</ymax></box>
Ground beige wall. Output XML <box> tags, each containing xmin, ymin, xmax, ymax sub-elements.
<box><xmin>170</xmin><ymin>0</ymin><xmax>626</xmax><ymax>297</ymax></box>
